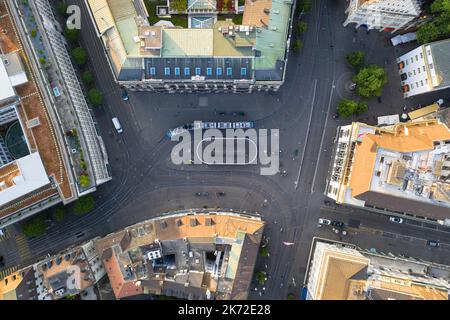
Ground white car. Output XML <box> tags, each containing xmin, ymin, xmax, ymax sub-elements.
<box><xmin>389</xmin><ymin>216</ymin><xmax>403</xmax><ymax>224</ymax></box>
<box><xmin>318</xmin><ymin>218</ymin><xmax>332</xmax><ymax>225</ymax></box>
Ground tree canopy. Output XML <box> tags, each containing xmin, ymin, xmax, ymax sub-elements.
<box><xmin>337</xmin><ymin>99</ymin><xmax>368</xmax><ymax>118</ymax></box>
<box><xmin>417</xmin><ymin>0</ymin><xmax>450</xmax><ymax>44</ymax></box>
<box><xmin>353</xmin><ymin>65</ymin><xmax>387</xmax><ymax>98</ymax></box>
<box><xmin>71</xmin><ymin>47</ymin><xmax>87</xmax><ymax>65</ymax></box>
<box><xmin>346</xmin><ymin>51</ymin><xmax>365</xmax><ymax>68</ymax></box>
<box><xmin>74</xmin><ymin>195</ymin><xmax>95</xmax><ymax>215</ymax></box>
<box><xmin>88</xmin><ymin>88</ymin><xmax>103</xmax><ymax>107</ymax></box>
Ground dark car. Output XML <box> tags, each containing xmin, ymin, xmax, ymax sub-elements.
<box><xmin>121</xmin><ymin>89</ymin><xmax>129</xmax><ymax>101</ymax></box>
<box><xmin>216</xmin><ymin>192</ymin><xmax>226</xmax><ymax>197</ymax></box>
<box><xmin>0</xmin><ymin>255</ymin><xmax>4</xmax><ymax>268</ymax></box>
<box><xmin>331</xmin><ymin>221</ymin><xmax>345</xmax><ymax>228</ymax></box>
<box><xmin>427</xmin><ymin>240</ymin><xmax>440</xmax><ymax>248</ymax></box>
<box><xmin>195</xmin><ymin>192</ymin><xmax>202</xmax><ymax>196</ymax></box>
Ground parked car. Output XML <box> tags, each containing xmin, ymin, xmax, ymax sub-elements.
<box><xmin>318</xmin><ymin>218</ymin><xmax>332</xmax><ymax>225</ymax></box>
<box><xmin>216</xmin><ymin>192</ymin><xmax>226</xmax><ymax>197</ymax></box>
<box><xmin>389</xmin><ymin>216</ymin><xmax>403</xmax><ymax>224</ymax></box>
<box><xmin>121</xmin><ymin>89</ymin><xmax>129</xmax><ymax>101</ymax></box>
<box><xmin>331</xmin><ymin>220</ymin><xmax>345</xmax><ymax>228</ymax></box>
<box><xmin>0</xmin><ymin>255</ymin><xmax>4</xmax><ymax>268</ymax></box>
<box><xmin>427</xmin><ymin>240</ymin><xmax>440</xmax><ymax>248</ymax></box>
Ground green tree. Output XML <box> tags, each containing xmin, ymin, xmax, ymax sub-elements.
<box><xmin>417</xmin><ymin>0</ymin><xmax>450</xmax><ymax>44</ymax></box>
<box><xmin>74</xmin><ymin>195</ymin><xmax>95</xmax><ymax>215</ymax></box>
<box><xmin>337</xmin><ymin>99</ymin><xmax>368</xmax><ymax>118</ymax></box>
<box><xmin>71</xmin><ymin>47</ymin><xmax>87</xmax><ymax>65</ymax></box>
<box><xmin>79</xmin><ymin>175</ymin><xmax>90</xmax><ymax>188</ymax></box>
<box><xmin>54</xmin><ymin>206</ymin><xmax>65</xmax><ymax>222</ymax></box>
<box><xmin>82</xmin><ymin>70</ymin><xmax>94</xmax><ymax>85</ymax></box>
<box><xmin>31</xmin><ymin>29</ymin><xmax>37</xmax><ymax>38</ymax></box>
<box><xmin>297</xmin><ymin>21</ymin><xmax>307</xmax><ymax>33</ymax></box>
<box><xmin>255</xmin><ymin>271</ymin><xmax>267</xmax><ymax>285</ymax></box>
<box><xmin>417</xmin><ymin>22</ymin><xmax>442</xmax><ymax>44</ymax></box>
<box><xmin>22</xmin><ymin>215</ymin><xmax>46</xmax><ymax>237</ymax></box>
<box><xmin>88</xmin><ymin>88</ymin><xmax>103</xmax><ymax>106</ymax></box>
<box><xmin>297</xmin><ymin>0</ymin><xmax>312</xmax><ymax>13</ymax></box>
<box><xmin>353</xmin><ymin>65</ymin><xmax>387</xmax><ymax>98</ymax></box>
<box><xmin>293</xmin><ymin>39</ymin><xmax>303</xmax><ymax>53</ymax></box>
<box><xmin>259</xmin><ymin>247</ymin><xmax>269</xmax><ymax>257</ymax></box>
<box><xmin>57</xmin><ymin>2</ymin><xmax>69</xmax><ymax>16</ymax></box>
<box><xmin>287</xmin><ymin>293</ymin><xmax>295</xmax><ymax>300</ymax></box>
<box><xmin>64</xmin><ymin>27</ymin><xmax>79</xmax><ymax>43</ymax></box>
<box><xmin>346</xmin><ymin>51</ymin><xmax>365</xmax><ymax>68</ymax></box>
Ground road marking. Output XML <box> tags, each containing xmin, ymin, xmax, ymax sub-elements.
<box><xmin>15</xmin><ymin>234</ymin><xmax>32</xmax><ymax>262</ymax></box>
<box><xmin>295</xmin><ymin>79</ymin><xmax>318</xmax><ymax>190</ymax></box>
<box><xmin>311</xmin><ymin>80</ymin><xmax>335</xmax><ymax>193</ymax></box>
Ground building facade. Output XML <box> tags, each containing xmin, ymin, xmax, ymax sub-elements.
<box><xmin>325</xmin><ymin>106</ymin><xmax>450</xmax><ymax>225</ymax></box>
<box><xmin>344</xmin><ymin>0</ymin><xmax>422</xmax><ymax>32</ymax></box>
<box><xmin>397</xmin><ymin>39</ymin><xmax>450</xmax><ymax>98</ymax></box>
<box><xmin>305</xmin><ymin>238</ymin><xmax>450</xmax><ymax>300</ymax></box>
<box><xmin>86</xmin><ymin>0</ymin><xmax>294</xmax><ymax>93</ymax></box>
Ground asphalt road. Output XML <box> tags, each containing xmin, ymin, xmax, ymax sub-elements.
<box><xmin>1</xmin><ymin>0</ymin><xmax>450</xmax><ymax>299</ymax></box>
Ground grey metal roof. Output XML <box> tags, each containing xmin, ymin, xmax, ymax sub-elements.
<box><xmin>144</xmin><ymin>57</ymin><xmax>253</xmax><ymax>80</ymax></box>
<box><xmin>430</xmin><ymin>39</ymin><xmax>450</xmax><ymax>90</ymax></box>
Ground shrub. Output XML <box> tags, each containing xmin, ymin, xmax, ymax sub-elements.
<box><xmin>71</xmin><ymin>47</ymin><xmax>87</xmax><ymax>65</ymax></box>
<box><xmin>79</xmin><ymin>175</ymin><xmax>90</xmax><ymax>188</ymax></box>
<box><xmin>22</xmin><ymin>215</ymin><xmax>46</xmax><ymax>237</ymax></box>
<box><xmin>82</xmin><ymin>70</ymin><xmax>94</xmax><ymax>85</ymax></box>
<box><xmin>88</xmin><ymin>88</ymin><xmax>103</xmax><ymax>106</ymax></box>
<box><xmin>259</xmin><ymin>246</ymin><xmax>269</xmax><ymax>257</ymax></box>
<box><xmin>297</xmin><ymin>21</ymin><xmax>307</xmax><ymax>33</ymax></box>
<box><xmin>346</xmin><ymin>51</ymin><xmax>365</xmax><ymax>69</ymax></box>
<box><xmin>255</xmin><ymin>271</ymin><xmax>267</xmax><ymax>285</ymax></box>
<box><xmin>31</xmin><ymin>29</ymin><xmax>37</xmax><ymax>38</ymax></box>
<box><xmin>293</xmin><ymin>39</ymin><xmax>303</xmax><ymax>53</ymax></box>
<box><xmin>337</xmin><ymin>99</ymin><xmax>368</xmax><ymax>118</ymax></box>
<box><xmin>74</xmin><ymin>195</ymin><xmax>94</xmax><ymax>215</ymax></box>
<box><xmin>64</xmin><ymin>27</ymin><xmax>79</xmax><ymax>43</ymax></box>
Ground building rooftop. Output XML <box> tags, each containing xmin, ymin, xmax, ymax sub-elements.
<box><xmin>428</xmin><ymin>39</ymin><xmax>450</xmax><ymax>90</ymax></box>
<box><xmin>348</xmin><ymin>119</ymin><xmax>450</xmax><ymax>219</ymax></box>
<box><xmin>0</xmin><ymin>153</ymin><xmax>50</xmax><ymax>207</ymax></box>
<box><xmin>307</xmin><ymin>240</ymin><xmax>450</xmax><ymax>300</ymax></box>
<box><xmin>0</xmin><ymin>0</ymin><xmax>72</xmax><ymax>221</ymax></box>
<box><xmin>0</xmin><ymin>56</ymin><xmax>16</xmax><ymax>102</ymax></box>
<box><xmin>95</xmin><ymin>212</ymin><xmax>264</xmax><ymax>300</ymax></box>
<box><xmin>87</xmin><ymin>0</ymin><xmax>293</xmax><ymax>81</ymax></box>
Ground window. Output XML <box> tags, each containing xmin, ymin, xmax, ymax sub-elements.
<box><xmin>420</xmin><ymin>80</ymin><xmax>424</xmax><ymax>86</ymax></box>
<box><xmin>195</xmin><ymin>67</ymin><xmax>201</xmax><ymax>75</ymax></box>
<box><xmin>206</xmin><ymin>67</ymin><xmax>212</xmax><ymax>76</ymax></box>
<box><xmin>175</xmin><ymin>67</ymin><xmax>180</xmax><ymax>76</ymax></box>
<box><xmin>184</xmin><ymin>67</ymin><xmax>190</xmax><ymax>76</ymax></box>
<box><xmin>226</xmin><ymin>67</ymin><xmax>232</xmax><ymax>75</ymax></box>
<box><xmin>216</xmin><ymin>67</ymin><xmax>222</xmax><ymax>75</ymax></box>
<box><xmin>149</xmin><ymin>67</ymin><xmax>156</xmax><ymax>75</ymax></box>
<box><xmin>420</xmin><ymin>52</ymin><xmax>423</xmax><ymax>58</ymax></box>
<box><xmin>417</xmin><ymin>68</ymin><xmax>421</xmax><ymax>74</ymax></box>
<box><xmin>423</xmin><ymin>66</ymin><xmax>426</xmax><ymax>72</ymax></box>
<box><xmin>164</xmin><ymin>67</ymin><xmax>170</xmax><ymax>75</ymax></box>
<box><xmin>410</xmin><ymin>57</ymin><xmax>413</xmax><ymax>63</ymax></box>
<box><xmin>415</xmin><ymin>55</ymin><xmax>418</xmax><ymax>61</ymax></box>
<box><xmin>405</xmin><ymin>60</ymin><xmax>409</xmax><ymax>65</ymax></box>
<box><xmin>413</xmin><ymin>69</ymin><xmax>416</xmax><ymax>75</ymax></box>
<box><xmin>241</xmin><ymin>67</ymin><xmax>247</xmax><ymax>76</ymax></box>
<box><xmin>411</xmin><ymin>83</ymin><xmax>414</xmax><ymax>89</ymax></box>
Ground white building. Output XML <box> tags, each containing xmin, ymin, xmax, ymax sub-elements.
<box><xmin>397</xmin><ymin>39</ymin><xmax>450</xmax><ymax>98</ymax></box>
<box><xmin>344</xmin><ymin>0</ymin><xmax>422</xmax><ymax>32</ymax></box>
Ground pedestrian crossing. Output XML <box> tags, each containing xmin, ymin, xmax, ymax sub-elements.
<box><xmin>0</xmin><ymin>265</ymin><xmax>18</xmax><ymax>279</ymax></box>
<box><xmin>0</xmin><ymin>229</ymin><xmax>11</xmax><ymax>242</ymax></box>
<box><xmin>15</xmin><ymin>233</ymin><xmax>32</xmax><ymax>261</ymax></box>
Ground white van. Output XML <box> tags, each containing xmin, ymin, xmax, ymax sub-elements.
<box><xmin>112</xmin><ymin>117</ymin><xmax>123</xmax><ymax>133</ymax></box>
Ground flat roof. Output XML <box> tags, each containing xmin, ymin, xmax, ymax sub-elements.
<box><xmin>0</xmin><ymin>57</ymin><xmax>16</xmax><ymax>102</ymax></box>
<box><xmin>429</xmin><ymin>39</ymin><xmax>450</xmax><ymax>89</ymax></box>
<box><xmin>0</xmin><ymin>153</ymin><xmax>50</xmax><ymax>207</ymax></box>
<box><xmin>162</xmin><ymin>29</ymin><xmax>214</xmax><ymax>57</ymax></box>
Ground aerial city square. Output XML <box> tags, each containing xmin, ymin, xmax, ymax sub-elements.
<box><xmin>0</xmin><ymin>0</ymin><xmax>450</xmax><ymax>305</ymax></box>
